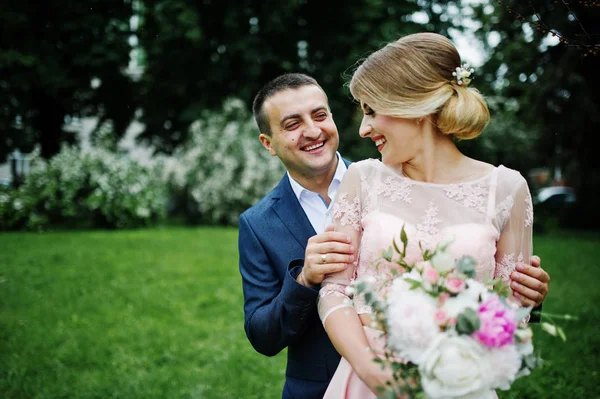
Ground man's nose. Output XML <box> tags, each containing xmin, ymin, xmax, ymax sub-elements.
<box><xmin>359</xmin><ymin>117</ymin><xmax>372</xmax><ymax>138</ymax></box>
<box><xmin>303</xmin><ymin>121</ymin><xmax>321</xmax><ymax>139</ymax></box>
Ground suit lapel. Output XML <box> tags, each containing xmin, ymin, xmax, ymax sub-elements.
<box><xmin>271</xmin><ymin>176</ymin><xmax>316</xmax><ymax>249</ymax></box>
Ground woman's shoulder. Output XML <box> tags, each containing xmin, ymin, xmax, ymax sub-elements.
<box><xmin>349</xmin><ymin>158</ymin><xmax>381</xmax><ymax>168</ymax></box>
<box><xmin>495</xmin><ymin>165</ymin><xmax>530</xmax><ymax>198</ymax></box>
<box><xmin>347</xmin><ymin>158</ymin><xmax>382</xmax><ymax>175</ymax></box>
<box><xmin>496</xmin><ymin>165</ymin><xmax>528</xmax><ymax>185</ymax></box>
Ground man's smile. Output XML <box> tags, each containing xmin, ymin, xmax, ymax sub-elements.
<box><xmin>301</xmin><ymin>140</ymin><xmax>326</xmax><ymax>152</ymax></box>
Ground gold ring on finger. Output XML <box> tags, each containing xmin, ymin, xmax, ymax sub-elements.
<box><xmin>321</xmin><ymin>254</ymin><xmax>327</xmax><ymax>264</ymax></box>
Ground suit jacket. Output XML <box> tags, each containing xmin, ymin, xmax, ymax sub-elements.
<box><xmin>239</xmin><ymin>159</ymin><xmax>351</xmax><ymax>399</ymax></box>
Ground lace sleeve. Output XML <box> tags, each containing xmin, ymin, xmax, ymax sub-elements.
<box><xmin>318</xmin><ymin>163</ymin><xmax>364</xmax><ymax>324</ymax></box>
<box><xmin>494</xmin><ymin>176</ymin><xmax>534</xmax><ymax>290</ymax></box>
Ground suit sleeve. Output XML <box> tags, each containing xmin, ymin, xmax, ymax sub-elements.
<box><xmin>239</xmin><ymin>213</ymin><xmax>319</xmax><ymax>356</ymax></box>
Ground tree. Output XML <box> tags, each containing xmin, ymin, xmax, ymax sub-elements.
<box><xmin>0</xmin><ymin>0</ymin><xmax>136</xmax><ymax>160</ymax></box>
<box><xmin>469</xmin><ymin>0</ymin><xmax>600</xmax><ymax>228</ymax></box>
<box><xmin>136</xmin><ymin>0</ymin><xmax>459</xmax><ymax>160</ymax></box>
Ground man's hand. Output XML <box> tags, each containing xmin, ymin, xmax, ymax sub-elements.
<box><xmin>298</xmin><ymin>225</ymin><xmax>355</xmax><ymax>288</ymax></box>
<box><xmin>510</xmin><ymin>255</ymin><xmax>550</xmax><ymax>307</ymax></box>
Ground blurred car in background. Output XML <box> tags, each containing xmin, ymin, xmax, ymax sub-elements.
<box><xmin>534</xmin><ymin>186</ymin><xmax>576</xmax><ymax>207</ymax></box>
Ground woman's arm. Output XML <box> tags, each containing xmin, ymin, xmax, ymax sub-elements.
<box><xmin>318</xmin><ymin>163</ymin><xmax>394</xmax><ymax>394</ymax></box>
<box><xmin>494</xmin><ymin>175</ymin><xmax>534</xmax><ymax>304</ymax></box>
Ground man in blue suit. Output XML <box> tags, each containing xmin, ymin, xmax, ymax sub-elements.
<box><xmin>239</xmin><ymin>73</ymin><xmax>550</xmax><ymax>399</ymax></box>
<box><xmin>239</xmin><ymin>74</ymin><xmax>352</xmax><ymax>398</ymax></box>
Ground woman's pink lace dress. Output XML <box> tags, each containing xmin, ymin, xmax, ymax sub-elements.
<box><xmin>318</xmin><ymin>159</ymin><xmax>533</xmax><ymax>399</ymax></box>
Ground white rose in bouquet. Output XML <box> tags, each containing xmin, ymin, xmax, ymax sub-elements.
<box><xmin>431</xmin><ymin>250</ymin><xmax>455</xmax><ymax>273</ymax></box>
<box><xmin>442</xmin><ymin>294</ymin><xmax>479</xmax><ymax>319</ymax></box>
<box><xmin>419</xmin><ymin>334</ymin><xmax>494</xmax><ymax>399</ymax></box>
<box><xmin>487</xmin><ymin>345</ymin><xmax>522</xmax><ymax>390</ymax></box>
<box><xmin>386</xmin><ymin>274</ymin><xmax>441</xmax><ymax>363</ymax></box>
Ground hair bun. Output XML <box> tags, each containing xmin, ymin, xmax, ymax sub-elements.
<box><xmin>436</xmin><ymin>86</ymin><xmax>490</xmax><ymax>140</ymax></box>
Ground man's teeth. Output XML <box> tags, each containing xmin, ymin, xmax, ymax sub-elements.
<box><xmin>375</xmin><ymin>138</ymin><xmax>387</xmax><ymax>146</ymax></box>
<box><xmin>304</xmin><ymin>142</ymin><xmax>324</xmax><ymax>151</ymax></box>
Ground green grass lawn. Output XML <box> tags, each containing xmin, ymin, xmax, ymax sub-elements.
<box><xmin>1</xmin><ymin>228</ymin><xmax>598</xmax><ymax>398</ymax></box>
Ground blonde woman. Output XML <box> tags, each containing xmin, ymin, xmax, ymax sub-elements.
<box><xmin>318</xmin><ymin>33</ymin><xmax>544</xmax><ymax>398</ymax></box>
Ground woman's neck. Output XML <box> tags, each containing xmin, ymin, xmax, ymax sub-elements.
<box><xmin>401</xmin><ymin>134</ymin><xmax>472</xmax><ymax>184</ymax></box>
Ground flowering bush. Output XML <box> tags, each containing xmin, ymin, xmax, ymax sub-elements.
<box><xmin>0</xmin><ymin>146</ymin><xmax>168</xmax><ymax>230</ymax></box>
<box><xmin>160</xmin><ymin>98</ymin><xmax>284</xmax><ymax>225</ymax></box>
<box><xmin>351</xmin><ymin>228</ymin><xmax>558</xmax><ymax>398</ymax></box>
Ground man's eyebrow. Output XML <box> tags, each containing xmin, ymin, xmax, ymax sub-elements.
<box><xmin>280</xmin><ymin>113</ymin><xmax>301</xmax><ymax>126</ymax></box>
<box><xmin>279</xmin><ymin>105</ymin><xmax>328</xmax><ymax>126</ymax></box>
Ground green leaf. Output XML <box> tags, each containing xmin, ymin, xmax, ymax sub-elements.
<box><xmin>456</xmin><ymin>308</ymin><xmax>481</xmax><ymax>335</ymax></box>
<box><xmin>422</xmin><ymin>246</ymin><xmax>433</xmax><ymax>261</ymax></box>
<box><xmin>404</xmin><ymin>278</ymin><xmax>422</xmax><ymax>290</ymax></box>
<box><xmin>392</xmin><ymin>237</ymin><xmax>402</xmax><ymax>258</ymax></box>
<box><xmin>400</xmin><ymin>225</ymin><xmax>408</xmax><ymax>257</ymax></box>
<box><xmin>456</xmin><ymin>255</ymin><xmax>477</xmax><ymax>278</ymax></box>
<box><xmin>557</xmin><ymin>326</ymin><xmax>567</xmax><ymax>342</ymax></box>
<box><xmin>382</xmin><ymin>246</ymin><xmax>393</xmax><ymax>262</ymax></box>
<box><xmin>523</xmin><ymin>353</ymin><xmax>538</xmax><ymax>369</ymax></box>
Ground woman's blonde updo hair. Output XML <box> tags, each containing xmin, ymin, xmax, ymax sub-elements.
<box><xmin>349</xmin><ymin>32</ymin><xmax>490</xmax><ymax>140</ymax></box>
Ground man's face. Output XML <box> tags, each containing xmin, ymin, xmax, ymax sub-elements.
<box><xmin>259</xmin><ymin>85</ymin><xmax>339</xmax><ymax>179</ymax></box>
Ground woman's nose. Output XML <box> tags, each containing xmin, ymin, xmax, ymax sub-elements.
<box><xmin>359</xmin><ymin>117</ymin><xmax>372</xmax><ymax>138</ymax></box>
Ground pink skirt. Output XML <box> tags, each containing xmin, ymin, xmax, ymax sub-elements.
<box><xmin>323</xmin><ymin>326</ymin><xmax>386</xmax><ymax>399</ymax></box>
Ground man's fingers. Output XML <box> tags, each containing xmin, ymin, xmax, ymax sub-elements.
<box><xmin>530</xmin><ymin>255</ymin><xmax>541</xmax><ymax>268</ymax></box>
<box><xmin>511</xmin><ymin>271</ymin><xmax>546</xmax><ymax>292</ymax></box>
<box><xmin>319</xmin><ymin>263</ymin><xmax>350</xmax><ymax>274</ymax></box>
<box><xmin>314</xmin><ymin>252</ymin><xmax>354</xmax><ymax>265</ymax></box>
<box><xmin>316</xmin><ymin>241</ymin><xmax>354</xmax><ymax>255</ymax></box>
<box><xmin>308</xmin><ymin>231</ymin><xmax>352</xmax><ymax>245</ymax></box>
<box><xmin>511</xmin><ymin>280</ymin><xmax>543</xmax><ymax>304</ymax></box>
<box><xmin>324</xmin><ymin>224</ymin><xmax>336</xmax><ymax>232</ymax></box>
<box><xmin>514</xmin><ymin>264</ymin><xmax>549</xmax><ymax>283</ymax></box>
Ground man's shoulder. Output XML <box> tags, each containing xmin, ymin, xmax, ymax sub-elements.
<box><xmin>240</xmin><ymin>175</ymin><xmax>287</xmax><ymax>222</ymax></box>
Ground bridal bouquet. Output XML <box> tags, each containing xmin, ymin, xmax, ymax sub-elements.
<box><xmin>351</xmin><ymin>228</ymin><xmax>542</xmax><ymax>399</ymax></box>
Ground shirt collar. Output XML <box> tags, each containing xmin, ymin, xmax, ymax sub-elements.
<box><xmin>288</xmin><ymin>152</ymin><xmax>347</xmax><ymax>201</ymax></box>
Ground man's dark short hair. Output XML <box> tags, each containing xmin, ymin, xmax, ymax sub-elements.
<box><xmin>252</xmin><ymin>73</ymin><xmax>327</xmax><ymax>136</ymax></box>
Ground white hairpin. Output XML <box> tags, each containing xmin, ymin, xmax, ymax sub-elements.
<box><xmin>452</xmin><ymin>63</ymin><xmax>475</xmax><ymax>86</ymax></box>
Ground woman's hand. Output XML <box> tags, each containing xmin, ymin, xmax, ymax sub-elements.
<box><xmin>355</xmin><ymin>356</ymin><xmax>396</xmax><ymax>396</ymax></box>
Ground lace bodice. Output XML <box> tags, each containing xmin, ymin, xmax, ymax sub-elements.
<box><xmin>318</xmin><ymin>159</ymin><xmax>533</xmax><ymax>323</ymax></box>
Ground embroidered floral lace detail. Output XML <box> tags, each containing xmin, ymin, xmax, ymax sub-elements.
<box><xmin>524</xmin><ymin>191</ymin><xmax>533</xmax><ymax>228</ymax></box>
<box><xmin>332</xmin><ymin>193</ymin><xmax>361</xmax><ymax>231</ymax></box>
<box><xmin>495</xmin><ymin>195</ymin><xmax>514</xmax><ymax>230</ymax></box>
<box><xmin>444</xmin><ymin>183</ymin><xmax>488</xmax><ymax>213</ymax></box>
<box><xmin>416</xmin><ymin>201</ymin><xmax>441</xmax><ymax>248</ymax></box>
<box><xmin>496</xmin><ymin>252</ymin><xmax>523</xmax><ymax>286</ymax></box>
<box><xmin>376</xmin><ymin>176</ymin><xmax>413</xmax><ymax>203</ymax></box>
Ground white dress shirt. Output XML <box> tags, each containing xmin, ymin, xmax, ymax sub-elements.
<box><xmin>288</xmin><ymin>153</ymin><xmax>348</xmax><ymax>234</ymax></box>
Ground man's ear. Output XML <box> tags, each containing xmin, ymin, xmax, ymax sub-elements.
<box><xmin>259</xmin><ymin>133</ymin><xmax>277</xmax><ymax>156</ymax></box>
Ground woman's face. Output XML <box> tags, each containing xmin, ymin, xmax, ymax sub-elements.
<box><xmin>358</xmin><ymin>103</ymin><xmax>422</xmax><ymax>167</ymax></box>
